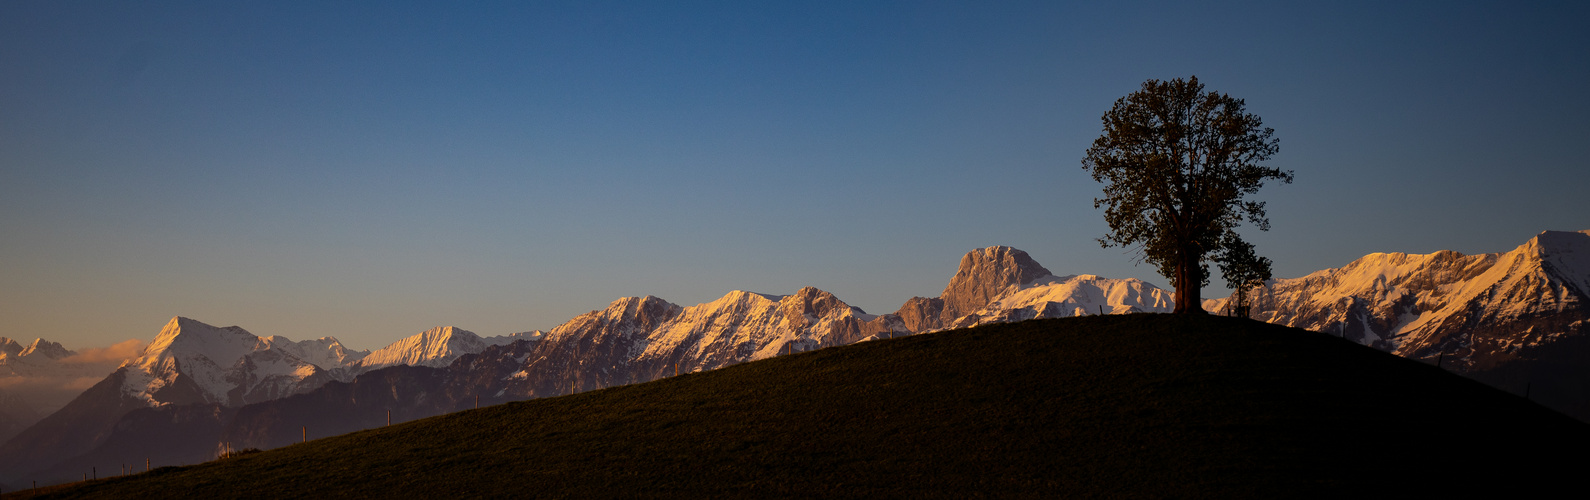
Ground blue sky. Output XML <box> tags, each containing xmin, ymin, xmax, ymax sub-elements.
<box><xmin>3</xmin><ymin>1</ymin><xmax>1587</xmax><ymax>350</ymax></box>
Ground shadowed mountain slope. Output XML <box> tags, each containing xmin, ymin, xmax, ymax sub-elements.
<box><xmin>21</xmin><ymin>315</ymin><xmax>1587</xmax><ymax>498</ymax></box>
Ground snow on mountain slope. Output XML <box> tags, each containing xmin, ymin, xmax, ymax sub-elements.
<box><xmin>351</xmin><ymin>326</ymin><xmax>489</xmax><ymax>372</ymax></box>
<box><xmin>502</xmin><ymin>296</ymin><xmax>683</xmax><ymax>396</ymax></box>
<box><xmin>636</xmin><ymin>287</ymin><xmax>907</xmax><ymax>375</ymax></box>
<box><xmin>261</xmin><ymin>336</ymin><xmax>369</xmax><ymax>371</ymax></box>
<box><xmin>949</xmin><ymin>274</ymin><xmax>1176</xmax><ymax>329</ymax></box>
<box><xmin>119</xmin><ymin>317</ymin><xmax>362</xmax><ymax>407</ymax></box>
<box><xmin>484</xmin><ymin>331</ymin><xmax>546</xmax><ymax>347</ymax></box>
<box><xmin>0</xmin><ymin>339</ymin><xmax>77</xmax><ymax>377</ymax></box>
<box><xmin>892</xmin><ymin>246</ymin><xmax>1177</xmax><ymax>332</ymax></box>
<box><xmin>1205</xmin><ymin>230</ymin><xmax>1590</xmax><ymax>369</ymax></box>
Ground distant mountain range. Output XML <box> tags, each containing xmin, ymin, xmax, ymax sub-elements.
<box><xmin>0</xmin><ymin>338</ymin><xmax>137</xmax><ymax>444</ymax></box>
<box><xmin>3</xmin><ymin>231</ymin><xmax>1587</xmax><ymax>487</ymax></box>
<box><xmin>1205</xmin><ymin>229</ymin><xmax>1590</xmax><ymax>417</ymax></box>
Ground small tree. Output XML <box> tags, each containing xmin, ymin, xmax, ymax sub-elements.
<box><xmin>1082</xmin><ymin>76</ymin><xmax>1291</xmax><ymax>314</ymax></box>
<box><xmin>1216</xmin><ymin>233</ymin><xmax>1271</xmax><ymax>317</ymax></box>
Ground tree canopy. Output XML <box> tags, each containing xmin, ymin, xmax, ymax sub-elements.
<box><xmin>1081</xmin><ymin>76</ymin><xmax>1290</xmax><ymax>314</ymax></box>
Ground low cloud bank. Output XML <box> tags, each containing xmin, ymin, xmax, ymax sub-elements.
<box><xmin>61</xmin><ymin>338</ymin><xmax>146</xmax><ymax>365</ymax></box>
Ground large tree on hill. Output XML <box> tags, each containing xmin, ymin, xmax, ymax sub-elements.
<box><xmin>1082</xmin><ymin>76</ymin><xmax>1291</xmax><ymax>314</ymax></box>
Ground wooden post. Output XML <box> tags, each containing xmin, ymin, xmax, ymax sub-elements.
<box><xmin>387</xmin><ymin>410</ymin><xmax>391</xmax><ymax>427</ymax></box>
<box><xmin>1098</xmin><ymin>305</ymin><xmax>1104</xmax><ymax>315</ymax></box>
<box><xmin>93</xmin><ymin>466</ymin><xmax>96</xmax><ymax>480</ymax></box>
<box><xmin>475</xmin><ymin>395</ymin><xmax>479</xmax><ymax>409</ymax></box>
<box><xmin>146</xmin><ymin>458</ymin><xmax>150</xmax><ymax>472</ymax></box>
<box><xmin>302</xmin><ymin>426</ymin><xmax>306</xmax><ymax>443</ymax></box>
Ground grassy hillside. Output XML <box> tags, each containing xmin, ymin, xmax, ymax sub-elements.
<box><xmin>10</xmin><ymin>315</ymin><xmax>1586</xmax><ymax>498</ymax></box>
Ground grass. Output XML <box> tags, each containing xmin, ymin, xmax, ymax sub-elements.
<box><xmin>8</xmin><ymin>314</ymin><xmax>1585</xmax><ymax>498</ymax></box>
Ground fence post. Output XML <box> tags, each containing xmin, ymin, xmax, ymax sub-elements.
<box><xmin>302</xmin><ymin>426</ymin><xmax>306</xmax><ymax>443</ymax></box>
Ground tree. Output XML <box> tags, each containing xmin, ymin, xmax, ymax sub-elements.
<box><xmin>1215</xmin><ymin>233</ymin><xmax>1271</xmax><ymax>318</ymax></box>
<box><xmin>1081</xmin><ymin>76</ymin><xmax>1291</xmax><ymax>314</ymax></box>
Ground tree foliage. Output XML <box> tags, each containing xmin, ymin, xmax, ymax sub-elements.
<box><xmin>1082</xmin><ymin>76</ymin><xmax>1290</xmax><ymax>314</ymax></box>
<box><xmin>1216</xmin><ymin>234</ymin><xmax>1271</xmax><ymax>317</ymax></box>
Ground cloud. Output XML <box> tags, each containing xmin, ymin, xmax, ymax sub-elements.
<box><xmin>61</xmin><ymin>339</ymin><xmax>145</xmax><ymax>365</ymax></box>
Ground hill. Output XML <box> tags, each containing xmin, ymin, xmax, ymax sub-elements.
<box><xmin>9</xmin><ymin>315</ymin><xmax>1587</xmax><ymax>498</ymax></box>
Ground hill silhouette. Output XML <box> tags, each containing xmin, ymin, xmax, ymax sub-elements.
<box><xmin>11</xmin><ymin>315</ymin><xmax>1586</xmax><ymax>498</ymax></box>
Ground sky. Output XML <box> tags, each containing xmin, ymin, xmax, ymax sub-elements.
<box><xmin>3</xmin><ymin>1</ymin><xmax>1587</xmax><ymax>351</ymax></box>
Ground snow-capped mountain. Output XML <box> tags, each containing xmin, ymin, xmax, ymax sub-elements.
<box><xmin>0</xmin><ymin>317</ymin><xmax>372</xmax><ymax>482</ymax></box>
<box><xmin>633</xmin><ymin>287</ymin><xmax>907</xmax><ymax>376</ymax></box>
<box><xmin>0</xmin><ymin>337</ymin><xmax>137</xmax><ymax>443</ymax></box>
<box><xmin>22</xmin><ymin>235</ymin><xmax>1583</xmax><ymax>487</ymax></box>
<box><xmin>948</xmin><ymin>274</ymin><xmax>1176</xmax><ymax>329</ymax></box>
<box><xmin>1205</xmin><ymin>230</ymin><xmax>1589</xmax><ymax>366</ymax></box>
<box><xmin>349</xmin><ymin>326</ymin><xmax>492</xmax><ymax>372</ymax></box>
<box><xmin>474</xmin><ymin>246</ymin><xmax>1170</xmax><ymax>399</ymax></box>
<box><xmin>1205</xmin><ymin>229</ymin><xmax>1590</xmax><ymax>419</ymax></box>
<box><xmin>503</xmin><ymin>295</ymin><xmax>681</xmax><ymax>396</ymax></box>
<box><xmin>118</xmin><ymin>317</ymin><xmax>368</xmax><ymax>407</ymax></box>
<box><xmin>484</xmin><ymin>330</ymin><xmax>546</xmax><ymax>347</ymax></box>
<box><xmin>892</xmin><ymin>246</ymin><xmax>1175</xmax><ymax>332</ymax></box>
<box><xmin>0</xmin><ymin>338</ymin><xmax>78</xmax><ymax>377</ymax></box>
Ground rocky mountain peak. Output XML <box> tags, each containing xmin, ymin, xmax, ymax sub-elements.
<box><xmin>353</xmin><ymin>326</ymin><xmax>487</xmax><ymax>371</ymax></box>
<box><xmin>1528</xmin><ymin>230</ymin><xmax>1590</xmax><ymax>297</ymax></box>
<box><xmin>0</xmin><ymin>338</ymin><xmax>22</xmax><ymax>357</ymax></box>
<box><xmin>782</xmin><ymin>286</ymin><xmax>854</xmax><ymax>318</ymax></box>
<box><xmin>603</xmin><ymin>296</ymin><xmax>686</xmax><ymax>332</ymax></box>
<box><xmin>938</xmin><ymin>246</ymin><xmax>1053</xmax><ymax>322</ymax></box>
<box><xmin>17</xmin><ymin>339</ymin><xmax>72</xmax><ymax>360</ymax></box>
<box><xmin>142</xmin><ymin>316</ymin><xmax>258</xmax><ymax>361</ymax></box>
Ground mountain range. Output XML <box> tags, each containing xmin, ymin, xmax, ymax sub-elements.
<box><xmin>2</xmin><ymin>232</ymin><xmax>1587</xmax><ymax>487</ymax></box>
<box><xmin>0</xmin><ymin>338</ymin><xmax>140</xmax><ymax>444</ymax></box>
<box><xmin>1205</xmin><ymin>229</ymin><xmax>1590</xmax><ymax>417</ymax></box>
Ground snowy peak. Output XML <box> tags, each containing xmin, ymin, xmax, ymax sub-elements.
<box><xmin>1207</xmin><ymin>229</ymin><xmax>1590</xmax><ymax>370</ymax></box>
<box><xmin>0</xmin><ymin>338</ymin><xmax>21</xmax><ymax>357</ymax></box>
<box><xmin>1526</xmin><ymin>230</ymin><xmax>1590</xmax><ymax>298</ymax></box>
<box><xmin>484</xmin><ymin>330</ymin><xmax>546</xmax><ymax>346</ymax></box>
<box><xmin>0</xmin><ymin>338</ymin><xmax>74</xmax><ymax>363</ymax></box>
<box><xmin>134</xmin><ymin>316</ymin><xmax>261</xmax><ymax>371</ymax></box>
<box><xmin>948</xmin><ymin>274</ymin><xmax>1175</xmax><ymax>329</ymax></box>
<box><xmin>354</xmin><ymin>326</ymin><xmax>488</xmax><ymax>371</ymax></box>
<box><xmin>637</xmin><ymin>287</ymin><xmax>900</xmax><ymax>370</ymax></box>
<box><xmin>117</xmin><ymin>316</ymin><xmax>363</xmax><ymax>407</ymax></box>
<box><xmin>17</xmin><ymin>339</ymin><xmax>72</xmax><ymax>360</ymax></box>
<box><xmin>939</xmin><ymin>246</ymin><xmax>1055</xmax><ymax>323</ymax></box>
<box><xmin>893</xmin><ymin>248</ymin><xmax>1175</xmax><ymax>332</ymax></box>
<box><xmin>780</xmin><ymin>286</ymin><xmax>864</xmax><ymax>324</ymax></box>
<box><xmin>261</xmin><ymin>336</ymin><xmax>369</xmax><ymax>369</ymax></box>
<box><xmin>543</xmin><ymin>296</ymin><xmax>683</xmax><ymax>344</ymax></box>
<box><xmin>0</xmin><ymin>337</ymin><xmax>81</xmax><ymax>376</ymax></box>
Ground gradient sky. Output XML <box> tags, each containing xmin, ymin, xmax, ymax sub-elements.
<box><xmin>3</xmin><ymin>1</ymin><xmax>1587</xmax><ymax>351</ymax></box>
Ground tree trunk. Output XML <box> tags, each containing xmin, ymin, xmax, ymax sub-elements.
<box><xmin>1173</xmin><ymin>244</ymin><xmax>1206</xmax><ymax>314</ymax></box>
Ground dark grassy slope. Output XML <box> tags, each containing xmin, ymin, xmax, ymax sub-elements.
<box><xmin>20</xmin><ymin>315</ymin><xmax>1589</xmax><ymax>499</ymax></box>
